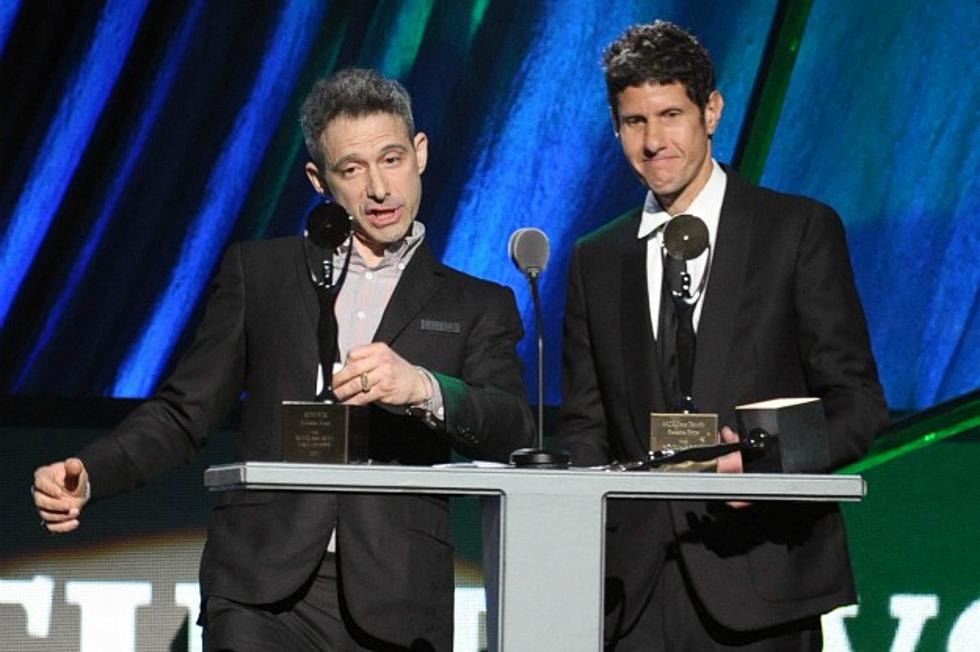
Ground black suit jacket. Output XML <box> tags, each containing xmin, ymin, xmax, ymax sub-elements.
<box><xmin>80</xmin><ymin>236</ymin><xmax>535</xmax><ymax>648</ymax></box>
<box><xmin>558</xmin><ymin>170</ymin><xmax>888</xmax><ymax>638</ymax></box>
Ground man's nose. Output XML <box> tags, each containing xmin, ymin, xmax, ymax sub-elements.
<box><xmin>642</xmin><ymin>123</ymin><xmax>665</xmax><ymax>158</ymax></box>
<box><xmin>366</xmin><ymin>167</ymin><xmax>389</xmax><ymax>201</ymax></box>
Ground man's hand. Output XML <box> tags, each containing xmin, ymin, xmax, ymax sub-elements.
<box><xmin>716</xmin><ymin>426</ymin><xmax>744</xmax><ymax>474</ymax></box>
<box><xmin>33</xmin><ymin>458</ymin><xmax>89</xmax><ymax>533</ymax></box>
<box><xmin>717</xmin><ymin>426</ymin><xmax>751</xmax><ymax>509</ymax></box>
<box><xmin>331</xmin><ymin>343</ymin><xmax>429</xmax><ymax>407</ymax></box>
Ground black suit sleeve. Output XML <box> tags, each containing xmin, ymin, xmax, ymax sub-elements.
<box><xmin>80</xmin><ymin>244</ymin><xmax>247</xmax><ymax>499</ymax></box>
<box><xmin>435</xmin><ymin>284</ymin><xmax>536</xmax><ymax>461</ymax></box>
<box><xmin>794</xmin><ymin>207</ymin><xmax>888</xmax><ymax>469</ymax></box>
<box><xmin>556</xmin><ymin>244</ymin><xmax>611</xmax><ymax>466</ymax></box>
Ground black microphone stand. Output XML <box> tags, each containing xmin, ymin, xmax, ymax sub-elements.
<box><xmin>529</xmin><ymin>270</ymin><xmax>544</xmax><ymax>449</ymax></box>
<box><xmin>509</xmin><ymin>267</ymin><xmax>569</xmax><ymax>469</ymax></box>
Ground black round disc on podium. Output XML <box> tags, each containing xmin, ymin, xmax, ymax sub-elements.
<box><xmin>509</xmin><ymin>448</ymin><xmax>571</xmax><ymax>469</ymax></box>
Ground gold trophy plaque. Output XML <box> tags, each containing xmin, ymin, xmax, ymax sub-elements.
<box><xmin>649</xmin><ymin>412</ymin><xmax>719</xmax><ymax>472</ymax></box>
<box><xmin>281</xmin><ymin>401</ymin><xmax>369</xmax><ymax>463</ymax></box>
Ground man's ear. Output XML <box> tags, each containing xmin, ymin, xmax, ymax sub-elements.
<box><xmin>413</xmin><ymin>132</ymin><xmax>429</xmax><ymax>174</ymax></box>
<box><xmin>704</xmin><ymin>90</ymin><xmax>724</xmax><ymax>136</ymax></box>
<box><xmin>609</xmin><ymin>107</ymin><xmax>621</xmax><ymax>138</ymax></box>
<box><xmin>305</xmin><ymin>162</ymin><xmax>326</xmax><ymax>194</ymax></box>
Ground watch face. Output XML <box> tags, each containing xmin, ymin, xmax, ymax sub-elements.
<box><xmin>407</xmin><ymin>405</ymin><xmax>439</xmax><ymax>429</ymax></box>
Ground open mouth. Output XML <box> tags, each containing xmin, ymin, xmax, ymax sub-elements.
<box><xmin>366</xmin><ymin>205</ymin><xmax>402</xmax><ymax>227</ymax></box>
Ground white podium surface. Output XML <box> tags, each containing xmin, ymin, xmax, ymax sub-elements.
<box><xmin>205</xmin><ymin>463</ymin><xmax>864</xmax><ymax>651</ymax></box>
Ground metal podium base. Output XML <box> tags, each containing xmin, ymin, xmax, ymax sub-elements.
<box><xmin>205</xmin><ymin>463</ymin><xmax>864</xmax><ymax>650</ymax></box>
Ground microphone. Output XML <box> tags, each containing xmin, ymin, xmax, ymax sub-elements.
<box><xmin>508</xmin><ymin>227</ymin><xmax>549</xmax><ymax>278</ymax></box>
<box><xmin>506</xmin><ymin>227</ymin><xmax>569</xmax><ymax>468</ymax></box>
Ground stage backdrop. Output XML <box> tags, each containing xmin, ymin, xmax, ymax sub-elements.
<box><xmin>0</xmin><ymin>0</ymin><xmax>977</xmax><ymax>411</ymax></box>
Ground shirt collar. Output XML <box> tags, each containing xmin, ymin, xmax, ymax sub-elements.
<box><xmin>339</xmin><ymin>221</ymin><xmax>426</xmax><ymax>269</ymax></box>
<box><xmin>637</xmin><ymin>159</ymin><xmax>726</xmax><ymax>239</ymax></box>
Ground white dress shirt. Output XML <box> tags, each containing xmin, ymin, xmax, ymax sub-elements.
<box><xmin>638</xmin><ymin>159</ymin><xmax>727</xmax><ymax>339</ymax></box>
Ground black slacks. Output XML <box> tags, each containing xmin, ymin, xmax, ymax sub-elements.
<box><xmin>202</xmin><ymin>553</ymin><xmax>392</xmax><ymax>652</ymax></box>
<box><xmin>608</xmin><ymin>551</ymin><xmax>822</xmax><ymax>651</ymax></box>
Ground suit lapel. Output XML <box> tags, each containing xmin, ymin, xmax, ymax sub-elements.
<box><xmin>274</xmin><ymin>239</ymin><xmax>319</xmax><ymax>397</ymax></box>
<box><xmin>619</xmin><ymin>225</ymin><xmax>664</xmax><ymax>453</ymax></box>
<box><xmin>692</xmin><ymin>172</ymin><xmax>752</xmax><ymax>413</ymax></box>
<box><xmin>373</xmin><ymin>242</ymin><xmax>442</xmax><ymax>345</ymax></box>
<box><xmin>292</xmin><ymin>238</ymin><xmax>319</xmax><ymax>318</ymax></box>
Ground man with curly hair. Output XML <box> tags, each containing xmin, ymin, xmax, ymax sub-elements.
<box><xmin>558</xmin><ymin>21</ymin><xmax>887</xmax><ymax>650</ymax></box>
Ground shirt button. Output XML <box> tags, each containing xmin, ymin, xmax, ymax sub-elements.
<box><xmin>397</xmin><ymin>263</ymin><xmax>406</xmax><ymax>271</ymax></box>
<box><xmin>365</xmin><ymin>272</ymin><xmax>373</xmax><ymax>280</ymax></box>
<box><xmin>356</xmin><ymin>311</ymin><xmax>366</xmax><ymax>319</ymax></box>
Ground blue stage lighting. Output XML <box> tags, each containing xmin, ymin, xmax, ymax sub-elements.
<box><xmin>0</xmin><ymin>0</ymin><xmax>149</xmax><ymax>329</ymax></box>
<box><xmin>112</xmin><ymin>0</ymin><xmax>325</xmax><ymax>397</ymax></box>
<box><xmin>13</xmin><ymin>4</ymin><xmax>204</xmax><ymax>391</ymax></box>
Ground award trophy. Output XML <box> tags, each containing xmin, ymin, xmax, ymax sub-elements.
<box><xmin>649</xmin><ymin>214</ymin><xmax>718</xmax><ymax>469</ymax></box>
<box><xmin>611</xmin><ymin>397</ymin><xmax>828</xmax><ymax>474</ymax></box>
<box><xmin>735</xmin><ymin>397</ymin><xmax>830</xmax><ymax>473</ymax></box>
<box><xmin>280</xmin><ymin>201</ymin><xmax>370</xmax><ymax>463</ymax></box>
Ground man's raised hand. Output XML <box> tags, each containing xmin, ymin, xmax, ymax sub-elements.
<box><xmin>33</xmin><ymin>457</ymin><xmax>89</xmax><ymax>533</ymax></box>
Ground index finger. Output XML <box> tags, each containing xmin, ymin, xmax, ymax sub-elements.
<box><xmin>33</xmin><ymin>468</ymin><xmax>64</xmax><ymax>499</ymax></box>
<box><xmin>35</xmin><ymin>491</ymin><xmax>73</xmax><ymax>514</ymax></box>
<box><xmin>331</xmin><ymin>359</ymin><xmax>369</xmax><ymax>389</ymax></box>
<box><xmin>345</xmin><ymin>342</ymin><xmax>388</xmax><ymax>361</ymax></box>
<box><xmin>720</xmin><ymin>426</ymin><xmax>739</xmax><ymax>443</ymax></box>
<box><xmin>333</xmin><ymin>343</ymin><xmax>388</xmax><ymax>386</ymax></box>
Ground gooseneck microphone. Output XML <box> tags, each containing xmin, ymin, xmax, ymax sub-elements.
<box><xmin>507</xmin><ymin>228</ymin><xmax>569</xmax><ymax>468</ymax></box>
<box><xmin>509</xmin><ymin>228</ymin><xmax>549</xmax><ymax>447</ymax></box>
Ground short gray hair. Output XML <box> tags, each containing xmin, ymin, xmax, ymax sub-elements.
<box><xmin>299</xmin><ymin>68</ymin><xmax>415</xmax><ymax>168</ymax></box>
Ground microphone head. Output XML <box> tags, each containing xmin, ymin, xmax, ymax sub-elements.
<box><xmin>508</xmin><ymin>227</ymin><xmax>550</xmax><ymax>276</ymax></box>
<box><xmin>663</xmin><ymin>214</ymin><xmax>709</xmax><ymax>261</ymax></box>
<box><xmin>305</xmin><ymin>201</ymin><xmax>352</xmax><ymax>249</ymax></box>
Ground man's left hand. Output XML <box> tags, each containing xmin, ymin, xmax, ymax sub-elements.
<box><xmin>717</xmin><ymin>426</ymin><xmax>744</xmax><ymax>474</ymax></box>
<box><xmin>717</xmin><ymin>426</ymin><xmax>751</xmax><ymax>509</ymax></box>
<box><xmin>331</xmin><ymin>343</ymin><xmax>428</xmax><ymax>407</ymax></box>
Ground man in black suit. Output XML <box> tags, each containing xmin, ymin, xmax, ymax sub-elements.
<box><xmin>32</xmin><ymin>68</ymin><xmax>535</xmax><ymax>651</ymax></box>
<box><xmin>558</xmin><ymin>21</ymin><xmax>888</xmax><ymax>650</ymax></box>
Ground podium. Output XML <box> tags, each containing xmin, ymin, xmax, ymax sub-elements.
<box><xmin>205</xmin><ymin>463</ymin><xmax>864</xmax><ymax>650</ymax></box>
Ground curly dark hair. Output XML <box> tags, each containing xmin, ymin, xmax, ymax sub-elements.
<box><xmin>299</xmin><ymin>68</ymin><xmax>415</xmax><ymax>168</ymax></box>
<box><xmin>603</xmin><ymin>20</ymin><xmax>715</xmax><ymax>120</ymax></box>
